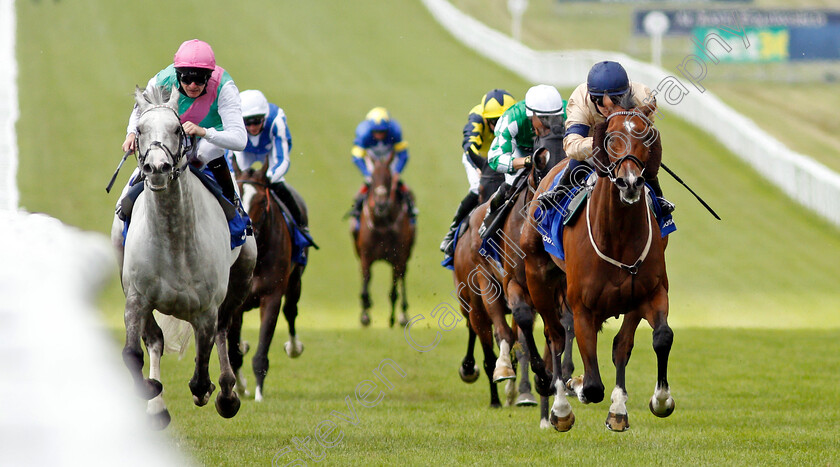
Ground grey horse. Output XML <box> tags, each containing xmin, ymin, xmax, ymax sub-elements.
<box><xmin>111</xmin><ymin>86</ymin><xmax>257</xmax><ymax>429</ymax></box>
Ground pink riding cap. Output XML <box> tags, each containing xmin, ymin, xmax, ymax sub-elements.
<box><xmin>173</xmin><ymin>39</ymin><xmax>216</xmax><ymax>69</ymax></box>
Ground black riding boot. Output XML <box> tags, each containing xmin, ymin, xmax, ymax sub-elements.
<box><xmin>647</xmin><ymin>176</ymin><xmax>675</xmax><ymax>215</ymax></box>
<box><xmin>478</xmin><ymin>182</ymin><xmax>509</xmax><ymax>238</ymax></box>
<box><xmin>271</xmin><ymin>182</ymin><xmax>305</xmax><ymax>228</ymax></box>
<box><xmin>207</xmin><ymin>157</ymin><xmax>238</xmax><ymax>206</ymax></box>
<box><xmin>440</xmin><ymin>191</ymin><xmax>479</xmax><ymax>255</ymax></box>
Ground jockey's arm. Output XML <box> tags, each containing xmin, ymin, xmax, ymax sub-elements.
<box><xmin>267</xmin><ymin>112</ymin><xmax>292</xmax><ymax>181</ymax></box>
<box><xmin>200</xmin><ymin>81</ymin><xmax>246</xmax><ymax>151</ymax></box>
<box><xmin>462</xmin><ymin>112</ymin><xmax>486</xmax><ymax>170</ymax></box>
<box><xmin>487</xmin><ymin>113</ymin><xmax>522</xmax><ymax>174</ymax></box>
<box><xmin>351</xmin><ymin>145</ymin><xmax>372</xmax><ymax>179</ymax></box>
<box><xmin>392</xmin><ymin>142</ymin><xmax>409</xmax><ymax>174</ymax></box>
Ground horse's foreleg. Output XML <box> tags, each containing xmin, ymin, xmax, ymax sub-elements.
<box><xmin>360</xmin><ymin>258</ymin><xmax>372</xmax><ymax>327</ymax></box>
<box><xmin>122</xmin><ymin>296</ymin><xmax>162</xmax><ymax>400</ymax></box>
<box><xmin>539</xmin><ymin>341</ymin><xmax>554</xmax><ymax>429</ymax></box>
<box><xmin>388</xmin><ymin>267</ymin><xmax>398</xmax><ymax>328</ymax></box>
<box><xmin>143</xmin><ymin>315</ymin><xmax>170</xmax><ymax>430</ymax></box>
<box><xmin>485</xmin><ymin>296</ymin><xmax>516</xmax><ymax>384</ymax></box>
<box><xmin>282</xmin><ymin>268</ymin><xmax>304</xmax><ymax>358</ymax></box>
<box><xmin>545</xmin><ymin>316</ymin><xmax>574</xmax><ymax>432</ymax></box>
<box><xmin>646</xmin><ymin>290</ymin><xmax>675</xmax><ymax>418</ymax></box>
<box><xmin>253</xmin><ymin>295</ymin><xmax>282</xmax><ymax>402</ymax></box>
<box><xmin>399</xmin><ymin>263</ymin><xmax>409</xmax><ymax>326</ymax></box>
<box><xmin>189</xmin><ymin>313</ymin><xmax>216</xmax><ymax>407</ymax></box>
<box><xmin>606</xmin><ymin>311</ymin><xmax>642</xmax><ymax>432</ymax></box>
<box><xmin>508</xmin><ymin>280</ymin><xmax>551</xmax><ymax>398</ymax></box>
<box><xmin>569</xmin><ymin>306</ymin><xmax>605</xmax><ymax>405</ymax></box>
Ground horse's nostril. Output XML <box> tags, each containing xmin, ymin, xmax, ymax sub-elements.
<box><xmin>634</xmin><ymin>177</ymin><xmax>646</xmax><ymax>189</ymax></box>
<box><xmin>142</xmin><ymin>163</ymin><xmax>153</xmax><ymax>174</ymax></box>
<box><xmin>615</xmin><ymin>178</ymin><xmax>628</xmax><ymax>189</ymax></box>
<box><xmin>160</xmin><ymin>162</ymin><xmax>172</xmax><ymax>173</ymax></box>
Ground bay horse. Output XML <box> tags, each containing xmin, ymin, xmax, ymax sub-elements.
<box><xmin>522</xmin><ymin>100</ymin><xmax>674</xmax><ymax>432</ymax></box>
<box><xmin>231</xmin><ymin>158</ymin><xmax>310</xmax><ymax>402</ymax></box>
<box><xmin>111</xmin><ymin>86</ymin><xmax>257</xmax><ymax>429</ymax></box>
<box><xmin>352</xmin><ymin>151</ymin><xmax>415</xmax><ymax>327</ymax></box>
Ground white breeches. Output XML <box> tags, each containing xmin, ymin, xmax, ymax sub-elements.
<box><xmin>462</xmin><ymin>153</ymin><xmax>480</xmax><ymax>195</ymax></box>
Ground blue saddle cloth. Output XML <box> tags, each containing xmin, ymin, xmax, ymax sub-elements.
<box><xmin>279</xmin><ymin>210</ymin><xmax>314</xmax><ymax>266</ymax></box>
<box><xmin>533</xmin><ymin>168</ymin><xmax>676</xmax><ymax>261</ymax></box>
<box><xmin>440</xmin><ymin>215</ymin><xmax>506</xmax><ymax>272</ymax></box>
<box><xmin>122</xmin><ymin>167</ymin><xmax>251</xmax><ymax>250</ymax></box>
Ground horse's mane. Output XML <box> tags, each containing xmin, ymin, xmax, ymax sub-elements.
<box><xmin>140</xmin><ymin>85</ymin><xmax>175</xmax><ymax>106</ymax></box>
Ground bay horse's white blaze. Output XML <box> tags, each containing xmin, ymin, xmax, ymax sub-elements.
<box><xmin>492</xmin><ymin>339</ymin><xmax>515</xmax><ymax>382</ymax></box>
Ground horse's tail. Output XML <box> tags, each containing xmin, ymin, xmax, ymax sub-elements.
<box><xmin>155</xmin><ymin>312</ymin><xmax>192</xmax><ymax>359</ymax></box>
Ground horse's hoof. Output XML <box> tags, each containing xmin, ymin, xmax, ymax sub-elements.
<box><xmin>458</xmin><ymin>364</ymin><xmax>481</xmax><ymax>383</ymax></box>
<box><xmin>550</xmin><ymin>411</ymin><xmax>575</xmax><ymax>432</ymax></box>
<box><xmin>360</xmin><ymin>312</ymin><xmax>371</xmax><ymax>327</ymax></box>
<box><xmin>649</xmin><ymin>396</ymin><xmax>675</xmax><ymax>418</ymax></box>
<box><xmin>516</xmin><ymin>392</ymin><xmax>538</xmax><ymax>407</ymax></box>
<box><xmin>492</xmin><ymin>366</ymin><xmax>516</xmax><ymax>383</ymax></box>
<box><xmin>192</xmin><ymin>382</ymin><xmax>215</xmax><ymax>407</ymax></box>
<box><xmin>284</xmin><ymin>340</ymin><xmax>304</xmax><ymax>358</ymax></box>
<box><xmin>606</xmin><ymin>412</ymin><xmax>630</xmax><ymax>432</ymax></box>
<box><xmin>539</xmin><ymin>418</ymin><xmax>552</xmax><ymax>429</ymax></box>
<box><xmin>239</xmin><ymin>341</ymin><xmax>250</xmax><ymax>355</ymax></box>
<box><xmin>215</xmin><ymin>392</ymin><xmax>241</xmax><ymax>419</ymax></box>
<box><xmin>147</xmin><ymin>408</ymin><xmax>171</xmax><ymax>430</ymax></box>
<box><xmin>255</xmin><ymin>386</ymin><xmax>264</xmax><ymax>403</ymax></box>
<box><xmin>398</xmin><ymin>313</ymin><xmax>409</xmax><ymax>327</ymax></box>
<box><xmin>140</xmin><ymin>378</ymin><xmax>163</xmax><ymax>400</ymax></box>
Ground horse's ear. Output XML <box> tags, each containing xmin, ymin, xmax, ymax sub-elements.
<box><xmin>167</xmin><ymin>85</ymin><xmax>180</xmax><ymax>109</ymax></box>
<box><xmin>134</xmin><ymin>85</ymin><xmax>150</xmax><ymax>113</ymax></box>
<box><xmin>641</xmin><ymin>95</ymin><xmax>658</xmax><ymax>121</ymax></box>
<box><xmin>259</xmin><ymin>154</ymin><xmax>270</xmax><ymax>178</ymax></box>
<box><xmin>533</xmin><ymin>147</ymin><xmax>550</xmax><ymax>172</ymax></box>
<box><xmin>230</xmin><ymin>152</ymin><xmax>242</xmax><ymax>179</ymax></box>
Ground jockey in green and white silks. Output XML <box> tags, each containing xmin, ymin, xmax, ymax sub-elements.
<box><xmin>487</xmin><ymin>100</ymin><xmax>538</xmax><ymax>183</ymax></box>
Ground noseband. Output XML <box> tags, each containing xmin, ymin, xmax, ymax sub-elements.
<box><xmin>136</xmin><ymin>105</ymin><xmax>188</xmax><ymax>182</ymax></box>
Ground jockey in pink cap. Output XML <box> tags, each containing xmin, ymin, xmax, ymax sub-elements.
<box><xmin>119</xmin><ymin>39</ymin><xmax>246</xmax><ymax>214</ymax></box>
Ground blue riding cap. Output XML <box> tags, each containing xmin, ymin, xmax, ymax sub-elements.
<box><xmin>587</xmin><ymin>61</ymin><xmax>629</xmax><ymax>96</ymax></box>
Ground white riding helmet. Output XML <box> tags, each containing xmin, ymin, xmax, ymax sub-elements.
<box><xmin>240</xmin><ymin>89</ymin><xmax>269</xmax><ymax>118</ymax></box>
<box><xmin>524</xmin><ymin>84</ymin><xmax>564</xmax><ymax>117</ymax></box>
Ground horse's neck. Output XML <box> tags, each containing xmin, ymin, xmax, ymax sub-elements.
<box><xmin>141</xmin><ymin>175</ymin><xmax>200</xmax><ymax>250</ymax></box>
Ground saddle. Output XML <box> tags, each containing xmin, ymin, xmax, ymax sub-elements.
<box><xmin>118</xmin><ymin>166</ymin><xmax>238</xmax><ymax>222</ymax></box>
<box><xmin>478</xmin><ymin>170</ymin><xmax>529</xmax><ymax>240</ymax></box>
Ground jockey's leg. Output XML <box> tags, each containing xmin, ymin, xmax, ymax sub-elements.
<box><xmin>396</xmin><ymin>181</ymin><xmax>417</xmax><ymax>218</ymax></box>
<box><xmin>208</xmin><ymin>156</ymin><xmax>238</xmax><ymax>206</ymax></box>
<box><xmin>646</xmin><ymin>176</ymin><xmax>675</xmax><ymax>215</ymax></box>
<box><xmin>440</xmin><ymin>191</ymin><xmax>479</xmax><ymax>255</ymax></box>
<box><xmin>270</xmin><ymin>181</ymin><xmax>305</xmax><ymax>228</ymax></box>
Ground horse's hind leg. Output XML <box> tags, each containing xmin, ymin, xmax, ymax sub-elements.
<box><xmin>228</xmin><ymin>308</ymin><xmax>249</xmax><ymax>397</ymax></box>
<box><xmin>253</xmin><ymin>294</ymin><xmax>282</xmax><ymax>402</ymax></box>
<box><xmin>122</xmin><ymin>295</ymin><xmax>162</xmax><ymax>400</ymax></box>
<box><xmin>189</xmin><ymin>313</ymin><xmax>216</xmax><ymax>407</ymax></box>
<box><xmin>214</xmin><ymin>320</ymin><xmax>241</xmax><ymax>418</ymax></box>
<box><xmin>143</xmin><ymin>315</ymin><xmax>170</xmax><ymax>430</ymax></box>
<box><xmin>459</xmin><ymin>324</ymin><xmax>480</xmax><ymax>383</ymax></box>
<box><xmin>389</xmin><ymin>268</ymin><xmax>398</xmax><ymax>328</ymax></box>
<box><xmin>389</xmin><ymin>265</ymin><xmax>409</xmax><ymax>328</ymax></box>
<box><xmin>606</xmin><ymin>311</ymin><xmax>642</xmax><ymax>432</ymax></box>
<box><xmin>470</xmin><ymin>302</ymin><xmax>501</xmax><ymax>408</ymax></box>
<box><xmin>515</xmin><ymin>328</ymin><xmax>537</xmax><ymax>406</ymax></box>
<box><xmin>398</xmin><ymin>265</ymin><xmax>409</xmax><ymax>326</ymax></box>
<box><xmin>283</xmin><ymin>267</ymin><xmax>304</xmax><ymax>358</ymax></box>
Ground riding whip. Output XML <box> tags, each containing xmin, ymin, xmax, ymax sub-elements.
<box><xmin>105</xmin><ymin>150</ymin><xmax>134</xmax><ymax>193</ymax></box>
<box><xmin>660</xmin><ymin>162</ymin><xmax>721</xmax><ymax>220</ymax></box>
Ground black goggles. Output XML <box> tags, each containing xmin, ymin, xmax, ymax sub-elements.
<box><xmin>590</xmin><ymin>92</ymin><xmax>627</xmax><ymax>107</ymax></box>
<box><xmin>178</xmin><ymin>71</ymin><xmax>210</xmax><ymax>86</ymax></box>
<box><xmin>243</xmin><ymin>116</ymin><xmax>265</xmax><ymax>126</ymax></box>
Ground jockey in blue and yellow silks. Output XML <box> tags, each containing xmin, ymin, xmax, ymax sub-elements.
<box><xmin>347</xmin><ymin>107</ymin><xmax>415</xmax><ymax>226</ymax></box>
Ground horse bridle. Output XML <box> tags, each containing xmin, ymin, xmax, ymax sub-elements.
<box><xmin>135</xmin><ymin>105</ymin><xmax>188</xmax><ymax>182</ymax></box>
<box><xmin>601</xmin><ymin>110</ymin><xmax>651</xmax><ymax>182</ymax></box>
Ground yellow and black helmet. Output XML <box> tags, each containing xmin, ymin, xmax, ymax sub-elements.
<box><xmin>480</xmin><ymin>89</ymin><xmax>516</xmax><ymax>120</ymax></box>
